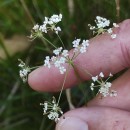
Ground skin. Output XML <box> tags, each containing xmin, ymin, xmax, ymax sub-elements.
<box><xmin>28</xmin><ymin>19</ymin><xmax>130</xmax><ymax>130</ymax></box>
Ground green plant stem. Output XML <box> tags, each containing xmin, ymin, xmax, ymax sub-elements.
<box><xmin>57</xmin><ymin>34</ymin><xmax>65</xmax><ymax>49</ymax></box>
<box><xmin>71</xmin><ymin>62</ymin><xmax>82</xmax><ymax>83</ymax></box>
<box><xmin>41</xmin><ymin>36</ymin><xmax>57</xmax><ymax>49</ymax></box>
<box><xmin>20</xmin><ymin>0</ymin><xmax>35</xmax><ymax>25</ymax></box>
<box><xmin>57</xmin><ymin>65</ymin><xmax>71</xmax><ymax>105</ymax></box>
<box><xmin>30</xmin><ymin>65</ymin><xmax>42</xmax><ymax>70</ymax></box>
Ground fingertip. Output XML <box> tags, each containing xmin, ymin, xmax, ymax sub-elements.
<box><xmin>56</xmin><ymin>116</ymin><xmax>89</xmax><ymax>130</ymax></box>
<box><xmin>28</xmin><ymin>67</ymin><xmax>46</xmax><ymax>92</ymax></box>
<box><xmin>28</xmin><ymin>65</ymin><xmax>78</xmax><ymax>92</ymax></box>
<box><xmin>28</xmin><ymin>66</ymin><xmax>61</xmax><ymax>92</ymax></box>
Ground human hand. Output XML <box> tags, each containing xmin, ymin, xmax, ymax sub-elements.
<box><xmin>28</xmin><ymin>19</ymin><xmax>130</xmax><ymax>130</ymax></box>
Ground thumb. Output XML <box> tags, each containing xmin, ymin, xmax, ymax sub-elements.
<box><xmin>56</xmin><ymin>117</ymin><xmax>89</xmax><ymax>130</ymax></box>
<box><xmin>56</xmin><ymin>106</ymin><xmax>130</xmax><ymax>130</ymax></box>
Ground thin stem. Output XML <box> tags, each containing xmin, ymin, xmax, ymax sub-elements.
<box><xmin>32</xmin><ymin>0</ymin><xmax>43</xmax><ymax>21</ymax></box>
<box><xmin>20</xmin><ymin>0</ymin><xmax>35</xmax><ymax>25</ymax></box>
<box><xmin>57</xmin><ymin>65</ymin><xmax>71</xmax><ymax>105</ymax></box>
<box><xmin>57</xmin><ymin>34</ymin><xmax>65</xmax><ymax>49</ymax></box>
<box><xmin>41</xmin><ymin>36</ymin><xmax>57</xmax><ymax>49</ymax></box>
<box><xmin>96</xmin><ymin>80</ymin><xmax>102</xmax><ymax>85</ymax></box>
<box><xmin>71</xmin><ymin>62</ymin><xmax>82</xmax><ymax>83</ymax></box>
<box><xmin>65</xmin><ymin>89</ymin><xmax>75</xmax><ymax>109</ymax></box>
<box><xmin>30</xmin><ymin>65</ymin><xmax>42</xmax><ymax>70</ymax></box>
<box><xmin>115</xmin><ymin>0</ymin><xmax>120</xmax><ymax>21</ymax></box>
<box><xmin>72</xmin><ymin>52</ymin><xmax>80</xmax><ymax>60</ymax></box>
<box><xmin>105</xmin><ymin>77</ymin><xmax>111</xmax><ymax>83</ymax></box>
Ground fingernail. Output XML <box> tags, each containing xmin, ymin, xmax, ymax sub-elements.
<box><xmin>56</xmin><ymin>117</ymin><xmax>89</xmax><ymax>130</ymax></box>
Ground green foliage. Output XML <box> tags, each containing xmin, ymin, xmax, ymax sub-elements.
<box><xmin>0</xmin><ymin>0</ymin><xmax>130</xmax><ymax>130</ymax></box>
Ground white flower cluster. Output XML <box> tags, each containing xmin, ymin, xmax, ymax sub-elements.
<box><xmin>44</xmin><ymin>39</ymin><xmax>89</xmax><ymax>74</ymax></box>
<box><xmin>88</xmin><ymin>16</ymin><xmax>119</xmax><ymax>39</ymax></box>
<box><xmin>72</xmin><ymin>39</ymin><xmax>89</xmax><ymax>53</ymax></box>
<box><xmin>40</xmin><ymin>97</ymin><xmax>63</xmax><ymax>123</ymax></box>
<box><xmin>90</xmin><ymin>72</ymin><xmax>117</xmax><ymax>97</ymax></box>
<box><xmin>32</xmin><ymin>14</ymin><xmax>62</xmax><ymax>35</ymax></box>
<box><xmin>44</xmin><ymin>47</ymin><xmax>68</xmax><ymax>74</ymax></box>
<box><xmin>18</xmin><ymin>59</ymin><xmax>30</xmax><ymax>82</ymax></box>
<box><xmin>95</xmin><ymin>16</ymin><xmax>110</xmax><ymax>28</ymax></box>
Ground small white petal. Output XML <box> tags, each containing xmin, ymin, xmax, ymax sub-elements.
<box><xmin>92</xmin><ymin>76</ymin><xmax>98</xmax><ymax>82</ymax></box>
<box><xmin>109</xmin><ymin>73</ymin><xmax>113</xmax><ymax>77</ymax></box>
<box><xmin>99</xmin><ymin>72</ymin><xmax>104</xmax><ymax>77</ymax></box>
<box><xmin>111</xmin><ymin>34</ymin><xmax>117</xmax><ymax>39</ymax></box>
<box><xmin>113</xmin><ymin>23</ymin><xmax>119</xmax><ymax>28</ymax></box>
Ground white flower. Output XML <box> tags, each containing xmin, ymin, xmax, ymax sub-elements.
<box><xmin>109</xmin><ymin>73</ymin><xmax>113</xmax><ymax>77</ymax></box>
<box><xmin>111</xmin><ymin>34</ymin><xmax>117</xmax><ymax>39</ymax></box>
<box><xmin>43</xmin><ymin>38</ymin><xmax>89</xmax><ymax>74</ymax></box>
<box><xmin>51</xmin><ymin>56</ymin><xmax>57</xmax><ymax>62</ymax></box>
<box><xmin>59</xmin><ymin>66</ymin><xmax>66</xmax><ymax>74</ymax></box>
<box><xmin>99</xmin><ymin>82</ymin><xmax>112</xmax><ymax>97</ymax></box>
<box><xmin>49</xmin><ymin>14</ymin><xmax>62</xmax><ymax>24</ymax></box>
<box><xmin>80</xmin><ymin>46</ymin><xmax>86</xmax><ymax>53</ymax></box>
<box><xmin>30</xmin><ymin>14</ymin><xmax>63</xmax><ymax>40</ymax></box>
<box><xmin>43</xmin><ymin>102</ymin><xmax>48</xmax><ymax>113</ymax></box>
<box><xmin>44</xmin><ymin>56</ymin><xmax>51</xmax><ymax>68</ymax></box>
<box><xmin>90</xmin><ymin>72</ymin><xmax>117</xmax><ymax>97</ymax></box>
<box><xmin>33</xmin><ymin>24</ymin><xmax>39</xmax><ymax>31</ymax></box>
<box><xmin>18</xmin><ymin>62</ymin><xmax>25</xmax><ymax>67</ymax></box>
<box><xmin>72</xmin><ymin>39</ymin><xmax>80</xmax><ymax>48</ymax></box>
<box><xmin>59</xmin><ymin>57</ymin><xmax>66</xmax><ymax>64</ymax></box>
<box><xmin>82</xmin><ymin>40</ymin><xmax>89</xmax><ymax>47</ymax></box>
<box><xmin>107</xmin><ymin>28</ymin><xmax>113</xmax><ymax>34</ymax></box>
<box><xmin>40</xmin><ymin>97</ymin><xmax>63</xmax><ymax>122</ymax></box>
<box><xmin>99</xmin><ymin>72</ymin><xmax>104</xmax><ymax>77</ymax></box>
<box><xmin>62</xmin><ymin>50</ymin><xmax>69</xmax><ymax>57</ymax></box>
<box><xmin>88</xmin><ymin>16</ymin><xmax>118</xmax><ymax>39</ymax></box>
<box><xmin>44</xmin><ymin>48</ymin><xmax>68</xmax><ymax>74</ymax></box>
<box><xmin>54</xmin><ymin>26</ymin><xmax>61</xmax><ymax>34</ymax></box>
<box><xmin>105</xmin><ymin>82</ymin><xmax>112</xmax><ymax>88</ymax></box>
<box><xmin>54</xmin><ymin>60</ymin><xmax>61</xmax><ymax>68</ymax></box>
<box><xmin>99</xmin><ymin>85</ymin><xmax>110</xmax><ymax>97</ymax></box>
<box><xmin>48</xmin><ymin>111</ymin><xmax>59</xmax><ymax>121</ymax></box>
<box><xmin>39</xmin><ymin>25</ymin><xmax>47</xmax><ymax>33</ymax></box>
<box><xmin>72</xmin><ymin>39</ymin><xmax>89</xmax><ymax>53</ymax></box>
<box><xmin>18</xmin><ymin>59</ymin><xmax>31</xmax><ymax>82</ymax></box>
<box><xmin>113</xmin><ymin>23</ymin><xmax>119</xmax><ymax>28</ymax></box>
<box><xmin>95</xmin><ymin>16</ymin><xmax>110</xmax><ymax>28</ymax></box>
<box><xmin>90</xmin><ymin>83</ymin><xmax>94</xmax><ymax>90</ymax></box>
<box><xmin>44</xmin><ymin>17</ymin><xmax>49</xmax><ymax>24</ymax></box>
<box><xmin>92</xmin><ymin>76</ymin><xmax>98</xmax><ymax>82</ymax></box>
<box><xmin>88</xmin><ymin>24</ymin><xmax>95</xmax><ymax>30</ymax></box>
<box><xmin>53</xmin><ymin>47</ymin><xmax>63</xmax><ymax>55</ymax></box>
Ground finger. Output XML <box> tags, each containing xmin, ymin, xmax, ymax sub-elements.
<box><xmin>28</xmin><ymin>19</ymin><xmax>130</xmax><ymax>92</ymax></box>
<box><xmin>88</xmin><ymin>69</ymin><xmax>130</xmax><ymax>111</ymax></box>
<box><xmin>56</xmin><ymin>107</ymin><xmax>130</xmax><ymax>130</ymax></box>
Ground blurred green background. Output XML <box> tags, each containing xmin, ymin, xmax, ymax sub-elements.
<box><xmin>0</xmin><ymin>0</ymin><xmax>129</xmax><ymax>130</ymax></box>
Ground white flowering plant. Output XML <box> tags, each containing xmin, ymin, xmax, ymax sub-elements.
<box><xmin>18</xmin><ymin>14</ymin><xmax>118</xmax><ymax>122</ymax></box>
<box><xmin>88</xmin><ymin>16</ymin><xmax>119</xmax><ymax>39</ymax></box>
